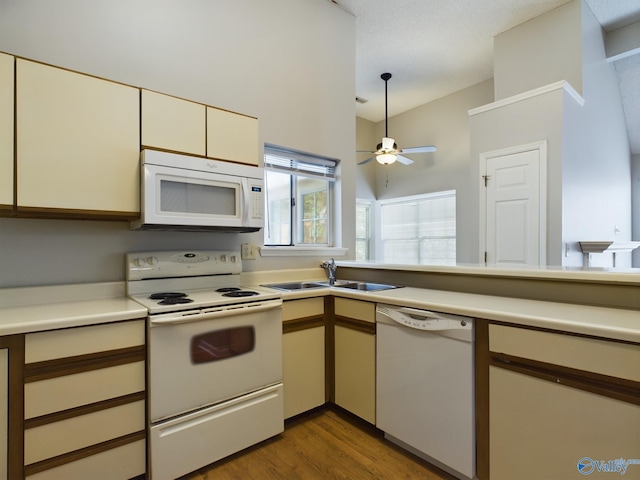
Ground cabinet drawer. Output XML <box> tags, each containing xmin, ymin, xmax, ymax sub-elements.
<box><xmin>489</xmin><ymin>324</ymin><xmax>640</xmax><ymax>381</ymax></box>
<box><xmin>25</xmin><ymin>320</ymin><xmax>145</xmax><ymax>363</ymax></box>
<box><xmin>282</xmin><ymin>298</ymin><xmax>324</xmax><ymax>322</ymax></box>
<box><xmin>26</xmin><ymin>439</ymin><xmax>145</xmax><ymax>480</ymax></box>
<box><xmin>25</xmin><ymin>400</ymin><xmax>144</xmax><ymax>465</ymax></box>
<box><xmin>335</xmin><ymin>298</ymin><xmax>375</xmax><ymax>323</ymax></box>
<box><xmin>25</xmin><ymin>361</ymin><xmax>145</xmax><ymax>419</ymax></box>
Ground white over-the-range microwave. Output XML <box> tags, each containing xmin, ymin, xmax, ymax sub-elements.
<box><xmin>130</xmin><ymin>150</ymin><xmax>264</xmax><ymax>232</ymax></box>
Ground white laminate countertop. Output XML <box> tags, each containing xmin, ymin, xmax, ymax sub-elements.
<box><xmin>335</xmin><ymin>260</ymin><xmax>640</xmax><ymax>285</ymax></box>
<box><xmin>0</xmin><ymin>282</ymin><xmax>147</xmax><ymax>336</ymax></box>
<box><xmin>276</xmin><ymin>286</ymin><xmax>640</xmax><ymax>343</ymax></box>
<box><xmin>0</xmin><ymin>278</ymin><xmax>638</xmax><ymax>342</ymax></box>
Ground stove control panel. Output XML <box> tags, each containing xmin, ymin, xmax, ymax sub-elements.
<box><xmin>126</xmin><ymin>250</ymin><xmax>241</xmax><ymax>281</ymax></box>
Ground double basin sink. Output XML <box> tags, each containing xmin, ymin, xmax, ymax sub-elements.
<box><xmin>263</xmin><ymin>280</ymin><xmax>401</xmax><ymax>292</ymax></box>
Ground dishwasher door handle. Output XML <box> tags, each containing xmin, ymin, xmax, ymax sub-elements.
<box><xmin>377</xmin><ymin>304</ymin><xmax>473</xmax><ymax>337</ymax></box>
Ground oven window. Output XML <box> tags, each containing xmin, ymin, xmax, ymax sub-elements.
<box><xmin>191</xmin><ymin>326</ymin><xmax>255</xmax><ymax>364</ymax></box>
<box><xmin>161</xmin><ymin>180</ymin><xmax>237</xmax><ymax>216</ymax></box>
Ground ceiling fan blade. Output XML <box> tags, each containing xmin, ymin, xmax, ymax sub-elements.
<box><xmin>357</xmin><ymin>156</ymin><xmax>375</xmax><ymax>165</ymax></box>
<box><xmin>399</xmin><ymin>145</ymin><xmax>437</xmax><ymax>154</ymax></box>
<box><xmin>396</xmin><ymin>155</ymin><xmax>414</xmax><ymax>165</ymax></box>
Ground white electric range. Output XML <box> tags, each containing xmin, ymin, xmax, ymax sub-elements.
<box><xmin>126</xmin><ymin>250</ymin><xmax>284</xmax><ymax>480</ymax></box>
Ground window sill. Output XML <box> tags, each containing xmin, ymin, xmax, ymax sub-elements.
<box><xmin>260</xmin><ymin>246</ymin><xmax>349</xmax><ymax>257</ymax></box>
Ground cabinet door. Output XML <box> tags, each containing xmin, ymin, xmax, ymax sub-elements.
<box><xmin>333</xmin><ymin>298</ymin><xmax>376</xmax><ymax>424</ymax></box>
<box><xmin>16</xmin><ymin>59</ymin><xmax>140</xmax><ymax>215</ymax></box>
<box><xmin>334</xmin><ymin>326</ymin><xmax>375</xmax><ymax>424</ymax></box>
<box><xmin>0</xmin><ymin>53</ymin><xmax>13</xmax><ymax>210</ymax></box>
<box><xmin>0</xmin><ymin>348</ymin><xmax>7</xmax><ymax>480</ymax></box>
<box><xmin>490</xmin><ymin>366</ymin><xmax>640</xmax><ymax>480</ymax></box>
<box><xmin>282</xmin><ymin>298</ymin><xmax>325</xmax><ymax>419</ymax></box>
<box><xmin>141</xmin><ymin>90</ymin><xmax>206</xmax><ymax>156</ymax></box>
<box><xmin>283</xmin><ymin>327</ymin><xmax>325</xmax><ymax>419</ymax></box>
<box><xmin>206</xmin><ymin>107</ymin><xmax>259</xmax><ymax>166</ymax></box>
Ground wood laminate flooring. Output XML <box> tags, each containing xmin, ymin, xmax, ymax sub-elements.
<box><xmin>181</xmin><ymin>407</ymin><xmax>453</xmax><ymax>480</ymax></box>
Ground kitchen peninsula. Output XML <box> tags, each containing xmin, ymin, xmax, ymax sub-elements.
<box><xmin>0</xmin><ymin>262</ymin><xmax>639</xmax><ymax>479</ymax></box>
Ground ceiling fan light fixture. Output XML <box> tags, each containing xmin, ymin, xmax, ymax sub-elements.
<box><xmin>381</xmin><ymin>137</ymin><xmax>395</xmax><ymax>150</ymax></box>
<box><xmin>376</xmin><ymin>153</ymin><xmax>397</xmax><ymax>165</ymax></box>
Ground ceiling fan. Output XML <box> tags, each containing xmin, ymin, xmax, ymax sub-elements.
<box><xmin>357</xmin><ymin>73</ymin><xmax>437</xmax><ymax>166</ymax></box>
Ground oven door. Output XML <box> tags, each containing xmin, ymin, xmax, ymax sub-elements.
<box><xmin>148</xmin><ymin>300</ymin><xmax>283</xmax><ymax>422</ymax></box>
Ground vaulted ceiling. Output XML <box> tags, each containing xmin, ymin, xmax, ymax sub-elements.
<box><xmin>334</xmin><ymin>0</ymin><xmax>640</xmax><ymax>154</ymax></box>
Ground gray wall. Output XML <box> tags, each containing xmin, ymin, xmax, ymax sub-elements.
<box><xmin>356</xmin><ymin>0</ymin><xmax>634</xmax><ymax>267</ymax></box>
<box><xmin>0</xmin><ymin>0</ymin><xmax>356</xmax><ymax>287</ymax></box>
<box><xmin>561</xmin><ymin>2</ymin><xmax>631</xmax><ymax>267</ymax></box>
<box><xmin>493</xmin><ymin>0</ymin><xmax>582</xmax><ymax>99</ymax></box>
<box><xmin>355</xmin><ymin>80</ymin><xmax>495</xmax><ymax>262</ymax></box>
<box><xmin>469</xmin><ymin>86</ymin><xmax>566</xmax><ymax>265</ymax></box>
<box><xmin>633</xmin><ymin>153</ymin><xmax>640</xmax><ymax>266</ymax></box>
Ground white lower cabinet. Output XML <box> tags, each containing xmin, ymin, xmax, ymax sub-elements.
<box><xmin>333</xmin><ymin>298</ymin><xmax>376</xmax><ymax>424</ymax></box>
<box><xmin>282</xmin><ymin>298</ymin><xmax>326</xmax><ymax>419</ymax></box>
<box><xmin>23</xmin><ymin>320</ymin><xmax>146</xmax><ymax>480</ymax></box>
<box><xmin>490</xmin><ymin>366</ymin><xmax>640</xmax><ymax>480</ymax></box>
<box><xmin>486</xmin><ymin>323</ymin><xmax>640</xmax><ymax>480</ymax></box>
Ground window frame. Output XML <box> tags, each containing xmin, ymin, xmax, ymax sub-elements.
<box><xmin>355</xmin><ymin>199</ymin><xmax>373</xmax><ymax>261</ymax></box>
<box><xmin>376</xmin><ymin>190</ymin><xmax>456</xmax><ymax>265</ymax></box>
<box><xmin>263</xmin><ymin>144</ymin><xmax>337</xmax><ymax>249</ymax></box>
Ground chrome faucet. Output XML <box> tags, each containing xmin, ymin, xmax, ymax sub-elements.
<box><xmin>320</xmin><ymin>258</ymin><xmax>337</xmax><ymax>285</ymax></box>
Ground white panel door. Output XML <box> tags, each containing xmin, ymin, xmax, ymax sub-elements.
<box><xmin>480</xmin><ymin>142</ymin><xmax>546</xmax><ymax>266</ymax></box>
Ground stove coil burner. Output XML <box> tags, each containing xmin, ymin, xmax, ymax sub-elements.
<box><xmin>159</xmin><ymin>297</ymin><xmax>195</xmax><ymax>305</ymax></box>
<box><xmin>148</xmin><ymin>292</ymin><xmax>194</xmax><ymax>305</ymax></box>
<box><xmin>222</xmin><ymin>290</ymin><xmax>259</xmax><ymax>298</ymax></box>
<box><xmin>215</xmin><ymin>287</ymin><xmax>242</xmax><ymax>293</ymax></box>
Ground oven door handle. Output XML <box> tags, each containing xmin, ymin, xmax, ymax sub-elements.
<box><xmin>150</xmin><ymin>299</ymin><xmax>282</xmax><ymax>325</ymax></box>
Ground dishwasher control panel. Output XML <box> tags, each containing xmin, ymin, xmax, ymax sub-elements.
<box><xmin>376</xmin><ymin>304</ymin><xmax>473</xmax><ymax>337</ymax></box>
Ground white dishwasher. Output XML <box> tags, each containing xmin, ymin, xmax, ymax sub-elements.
<box><xmin>376</xmin><ymin>304</ymin><xmax>475</xmax><ymax>480</ymax></box>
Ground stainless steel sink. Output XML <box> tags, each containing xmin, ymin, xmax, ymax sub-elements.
<box><xmin>334</xmin><ymin>282</ymin><xmax>401</xmax><ymax>292</ymax></box>
<box><xmin>310</xmin><ymin>280</ymin><xmax>354</xmax><ymax>287</ymax></box>
<box><xmin>263</xmin><ymin>280</ymin><xmax>401</xmax><ymax>292</ymax></box>
<box><xmin>262</xmin><ymin>281</ymin><xmax>326</xmax><ymax>291</ymax></box>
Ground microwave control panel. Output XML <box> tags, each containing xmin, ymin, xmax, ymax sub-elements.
<box><xmin>250</xmin><ymin>184</ymin><xmax>264</xmax><ymax>219</ymax></box>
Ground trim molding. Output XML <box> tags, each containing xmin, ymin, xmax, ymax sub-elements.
<box><xmin>468</xmin><ymin>80</ymin><xmax>584</xmax><ymax>117</ymax></box>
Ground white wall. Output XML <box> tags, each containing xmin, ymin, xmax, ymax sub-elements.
<box><xmin>633</xmin><ymin>154</ymin><xmax>640</xmax><ymax>266</ymax></box>
<box><xmin>561</xmin><ymin>3</ymin><xmax>631</xmax><ymax>267</ymax></box>
<box><xmin>0</xmin><ymin>0</ymin><xmax>356</xmax><ymax>287</ymax></box>
<box><xmin>469</xmin><ymin>86</ymin><xmax>566</xmax><ymax>265</ymax></box>
<box><xmin>493</xmin><ymin>0</ymin><xmax>582</xmax><ymax>99</ymax></box>
<box><xmin>373</xmin><ymin>80</ymin><xmax>494</xmax><ymax>201</ymax></box>
<box><xmin>355</xmin><ymin>116</ymin><xmax>377</xmax><ymax>200</ymax></box>
<box><xmin>354</xmin><ymin>80</ymin><xmax>494</xmax><ymax>262</ymax></box>
<box><xmin>475</xmin><ymin>0</ymin><xmax>631</xmax><ymax>267</ymax></box>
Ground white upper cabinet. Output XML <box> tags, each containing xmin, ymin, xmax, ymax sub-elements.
<box><xmin>141</xmin><ymin>90</ymin><xmax>206</xmax><ymax>156</ymax></box>
<box><xmin>0</xmin><ymin>53</ymin><xmax>14</xmax><ymax>210</ymax></box>
<box><xmin>207</xmin><ymin>107</ymin><xmax>259</xmax><ymax>166</ymax></box>
<box><xmin>16</xmin><ymin>59</ymin><xmax>140</xmax><ymax>216</ymax></box>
